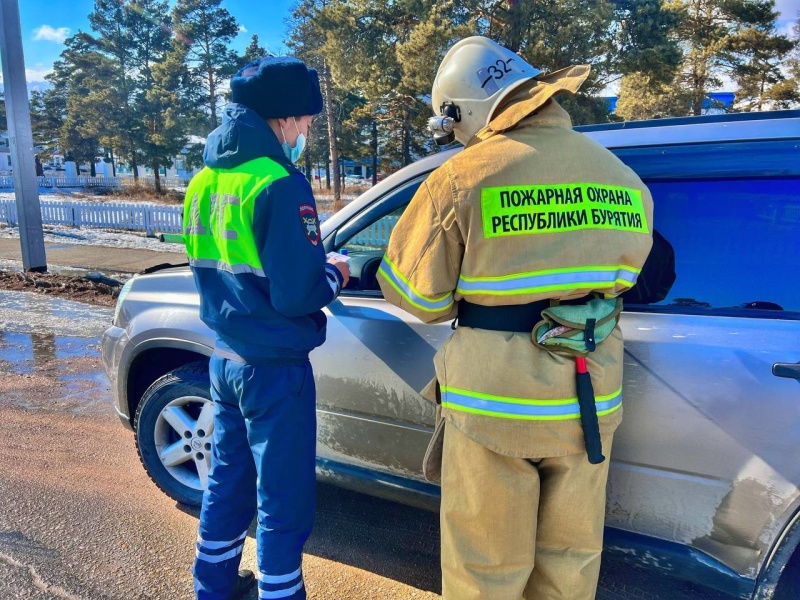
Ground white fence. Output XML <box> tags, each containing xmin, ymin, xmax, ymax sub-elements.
<box><xmin>0</xmin><ymin>173</ymin><xmax>192</xmax><ymax>190</ymax></box>
<box><xmin>347</xmin><ymin>215</ymin><xmax>398</xmax><ymax>248</ymax></box>
<box><xmin>0</xmin><ymin>197</ymin><xmax>396</xmax><ymax>245</ymax></box>
<box><xmin>0</xmin><ymin>176</ymin><xmax>120</xmax><ymax>189</ymax></box>
<box><xmin>0</xmin><ymin>198</ymin><xmax>183</xmax><ymax>237</ymax></box>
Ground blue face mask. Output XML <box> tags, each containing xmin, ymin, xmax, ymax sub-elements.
<box><xmin>280</xmin><ymin>117</ymin><xmax>306</xmax><ymax>164</ymax></box>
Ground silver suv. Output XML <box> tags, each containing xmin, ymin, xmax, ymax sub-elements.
<box><xmin>102</xmin><ymin>110</ymin><xmax>800</xmax><ymax>599</ymax></box>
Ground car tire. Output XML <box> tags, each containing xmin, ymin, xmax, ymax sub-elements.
<box><xmin>133</xmin><ymin>361</ymin><xmax>213</xmax><ymax>507</ymax></box>
<box><xmin>774</xmin><ymin>544</ymin><xmax>800</xmax><ymax>599</ymax></box>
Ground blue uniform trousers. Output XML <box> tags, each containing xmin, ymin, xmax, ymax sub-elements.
<box><xmin>193</xmin><ymin>354</ymin><xmax>316</xmax><ymax>600</ymax></box>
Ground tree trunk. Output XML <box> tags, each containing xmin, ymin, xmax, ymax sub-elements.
<box><xmin>371</xmin><ymin>118</ymin><xmax>378</xmax><ymax>185</ymax></box>
<box><xmin>90</xmin><ymin>161</ymin><xmax>96</xmax><ymax>177</ymax></box>
<box><xmin>304</xmin><ymin>141</ymin><xmax>312</xmax><ymax>180</ymax></box>
<box><xmin>110</xmin><ymin>147</ymin><xmax>116</xmax><ymax>177</ymax></box>
<box><xmin>325</xmin><ymin>160</ymin><xmax>330</xmax><ymax>189</ymax></box>
<box><xmin>209</xmin><ymin>69</ymin><xmax>218</xmax><ymax>131</ymax></box>
<box><xmin>154</xmin><ymin>166</ymin><xmax>162</xmax><ymax>193</ymax></box>
<box><xmin>693</xmin><ymin>92</ymin><xmax>703</xmax><ymax>116</ymax></box>
<box><xmin>322</xmin><ymin>62</ymin><xmax>342</xmax><ymax>209</ymax></box>
<box><xmin>132</xmin><ymin>152</ymin><xmax>139</xmax><ymax>180</ymax></box>
<box><xmin>506</xmin><ymin>0</ymin><xmax>523</xmax><ymax>53</ymax></box>
<box><xmin>402</xmin><ymin>106</ymin><xmax>411</xmax><ymax>166</ymax></box>
<box><xmin>153</xmin><ymin>162</ymin><xmax>162</xmax><ymax>193</ymax></box>
<box><xmin>692</xmin><ymin>66</ymin><xmax>705</xmax><ymax>116</ymax></box>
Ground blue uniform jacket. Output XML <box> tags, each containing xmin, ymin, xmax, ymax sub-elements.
<box><xmin>190</xmin><ymin>103</ymin><xmax>343</xmax><ymax>364</ymax></box>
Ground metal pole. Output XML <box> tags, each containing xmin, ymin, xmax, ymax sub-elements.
<box><xmin>0</xmin><ymin>0</ymin><xmax>46</xmax><ymax>271</ymax></box>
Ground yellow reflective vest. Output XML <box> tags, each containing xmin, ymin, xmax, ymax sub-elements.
<box><xmin>378</xmin><ymin>97</ymin><xmax>654</xmax><ymax>457</ymax></box>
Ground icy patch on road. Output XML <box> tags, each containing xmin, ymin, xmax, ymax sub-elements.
<box><xmin>0</xmin><ymin>290</ymin><xmax>112</xmax><ymax>337</ymax></box>
<box><xmin>0</xmin><ymin>224</ymin><xmax>182</xmax><ymax>253</ymax></box>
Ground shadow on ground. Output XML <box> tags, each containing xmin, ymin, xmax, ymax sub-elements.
<box><xmin>176</xmin><ymin>482</ymin><xmax>442</xmax><ymax>596</ymax></box>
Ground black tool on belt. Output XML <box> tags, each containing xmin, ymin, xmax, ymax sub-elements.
<box><xmin>455</xmin><ymin>299</ymin><xmax>605</xmax><ymax>464</ymax></box>
<box><xmin>575</xmin><ymin>354</ymin><xmax>605</xmax><ymax>464</ymax></box>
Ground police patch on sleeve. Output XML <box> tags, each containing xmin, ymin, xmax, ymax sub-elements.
<box><xmin>299</xmin><ymin>203</ymin><xmax>321</xmax><ymax>246</ymax></box>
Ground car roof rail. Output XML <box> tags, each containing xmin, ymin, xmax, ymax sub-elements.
<box><xmin>575</xmin><ymin>109</ymin><xmax>800</xmax><ymax>133</ymax></box>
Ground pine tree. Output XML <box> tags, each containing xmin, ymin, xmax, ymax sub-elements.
<box><xmin>663</xmin><ymin>0</ymin><xmax>790</xmax><ymax>115</ymax></box>
<box><xmin>173</xmin><ymin>0</ymin><xmax>240</xmax><ymax>131</ymax></box>
<box><xmin>87</xmin><ymin>0</ymin><xmax>141</xmax><ymax>176</ymax></box>
<box><xmin>124</xmin><ymin>0</ymin><xmax>175</xmax><ymax>190</ymax></box>
<box><xmin>29</xmin><ymin>90</ymin><xmax>60</xmax><ymax>161</ymax></box>
<box><xmin>42</xmin><ymin>34</ymin><xmax>106</xmax><ymax>175</ymax></box>
<box><xmin>618</xmin><ymin>0</ymin><xmax>796</xmax><ymax>118</ymax></box>
<box><xmin>729</xmin><ymin>4</ymin><xmax>796</xmax><ymax>111</ymax></box>
<box><xmin>237</xmin><ymin>34</ymin><xmax>269</xmax><ymax>69</ymax></box>
<box><xmin>775</xmin><ymin>18</ymin><xmax>800</xmax><ymax>108</ymax></box>
<box><xmin>615</xmin><ymin>72</ymin><xmax>691</xmax><ymax>120</ymax></box>
<box><xmin>146</xmin><ymin>41</ymin><xmax>196</xmax><ymax>190</ymax></box>
<box><xmin>288</xmin><ymin>0</ymin><xmax>345</xmax><ymax>205</ymax></box>
<box><xmin>468</xmin><ymin>0</ymin><xmax>682</xmax><ymax>123</ymax></box>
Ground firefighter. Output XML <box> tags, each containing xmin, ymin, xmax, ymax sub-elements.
<box><xmin>183</xmin><ymin>56</ymin><xmax>350</xmax><ymax>600</ymax></box>
<box><xmin>378</xmin><ymin>37</ymin><xmax>654</xmax><ymax>600</ymax></box>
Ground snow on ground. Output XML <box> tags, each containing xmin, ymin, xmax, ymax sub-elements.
<box><xmin>0</xmin><ymin>224</ymin><xmax>180</xmax><ymax>252</ymax></box>
<box><xmin>0</xmin><ymin>189</ymin><xmax>180</xmax><ymax>252</ymax></box>
<box><xmin>0</xmin><ymin>188</ymin><xmax>359</xmax><ymax>254</ymax></box>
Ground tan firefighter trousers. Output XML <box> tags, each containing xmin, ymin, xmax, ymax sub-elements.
<box><xmin>440</xmin><ymin>423</ymin><xmax>614</xmax><ymax>600</ymax></box>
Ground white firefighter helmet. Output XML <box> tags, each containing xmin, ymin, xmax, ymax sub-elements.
<box><xmin>430</xmin><ymin>36</ymin><xmax>541</xmax><ymax>145</ymax></box>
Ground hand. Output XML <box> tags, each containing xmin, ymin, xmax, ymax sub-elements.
<box><xmin>327</xmin><ymin>257</ymin><xmax>350</xmax><ymax>288</ymax></box>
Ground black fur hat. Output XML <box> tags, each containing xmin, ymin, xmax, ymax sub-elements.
<box><xmin>230</xmin><ymin>56</ymin><xmax>323</xmax><ymax>120</ymax></box>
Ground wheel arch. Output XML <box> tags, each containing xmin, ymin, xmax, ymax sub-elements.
<box><xmin>126</xmin><ymin>340</ymin><xmax>211</xmax><ymax>424</ymax></box>
<box><xmin>755</xmin><ymin>500</ymin><xmax>800</xmax><ymax>599</ymax></box>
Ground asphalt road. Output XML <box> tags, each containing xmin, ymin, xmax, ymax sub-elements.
<box><xmin>0</xmin><ymin>237</ymin><xmax>187</xmax><ymax>275</ymax></box>
<box><xmin>0</xmin><ymin>289</ymin><xmax>739</xmax><ymax>600</ymax></box>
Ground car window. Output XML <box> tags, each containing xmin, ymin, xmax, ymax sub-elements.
<box><xmin>336</xmin><ymin>179</ymin><xmax>423</xmax><ymax>293</ymax></box>
<box><xmin>335</xmin><ymin>171</ymin><xmax>800</xmax><ymax>314</ymax></box>
<box><xmin>642</xmin><ymin>177</ymin><xmax>799</xmax><ymax>313</ymax></box>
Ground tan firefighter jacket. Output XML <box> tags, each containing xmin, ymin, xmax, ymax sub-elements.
<box><xmin>378</xmin><ymin>86</ymin><xmax>654</xmax><ymax>458</ymax></box>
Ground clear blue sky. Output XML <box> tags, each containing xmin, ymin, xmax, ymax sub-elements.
<box><xmin>16</xmin><ymin>0</ymin><xmax>296</xmax><ymax>83</ymax></box>
<box><xmin>11</xmin><ymin>0</ymin><xmax>800</xmax><ymax>84</ymax></box>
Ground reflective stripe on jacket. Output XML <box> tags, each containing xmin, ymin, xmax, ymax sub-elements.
<box><xmin>185</xmin><ymin>157</ymin><xmax>288</xmax><ymax>277</ymax></box>
<box><xmin>185</xmin><ymin>104</ymin><xmax>342</xmax><ymax>365</ymax></box>
<box><xmin>379</xmin><ymin>97</ymin><xmax>654</xmax><ymax>457</ymax></box>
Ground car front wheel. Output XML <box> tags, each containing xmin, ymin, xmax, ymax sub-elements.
<box><xmin>134</xmin><ymin>361</ymin><xmax>213</xmax><ymax>507</ymax></box>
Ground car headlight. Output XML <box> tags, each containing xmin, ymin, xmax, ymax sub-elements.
<box><xmin>114</xmin><ymin>277</ymin><xmax>136</xmax><ymax>325</ymax></box>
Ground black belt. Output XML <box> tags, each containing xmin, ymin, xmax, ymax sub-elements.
<box><xmin>456</xmin><ymin>300</ymin><xmax>550</xmax><ymax>332</ymax></box>
<box><xmin>456</xmin><ymin>296</ymin><xmax>593</xmax><ymax>332</ymax></box>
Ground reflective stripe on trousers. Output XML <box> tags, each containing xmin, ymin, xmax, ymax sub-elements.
<box><xmin>192</xmin><ymin>355</ymin><xmax>315</xmax><ymax>600</ymax></box>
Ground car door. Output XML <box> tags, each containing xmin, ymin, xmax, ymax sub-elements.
<box><xmin>311</xmin><ymin>176</ymin><xmax>452</xmax><ymax>481</ymax></box>
<box><xmin>608</xmin><ymin>140</ymin><xmax>800</xmax><ymax>582</ymax></box>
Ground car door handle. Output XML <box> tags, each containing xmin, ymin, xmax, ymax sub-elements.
<box><xmin>773</xmin><ymin>362</ymin><xmax>800</xmax><ymax>380</ymax></box>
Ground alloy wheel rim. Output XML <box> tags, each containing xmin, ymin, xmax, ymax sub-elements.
<box><xmin>153</xmin><ymin>395</ymin><xmax>214</xmax><ymax>491</ymax></box>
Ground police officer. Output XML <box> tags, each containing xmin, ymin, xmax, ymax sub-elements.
<box><xmin>378</xmin><ymin>37</ymin><xmax>654</xmax><ymax>599</ymax></box>
<box><xmin>183</xmin><ymin>56</ymin><xmax>350</xmax><ymax>600</ymax></box>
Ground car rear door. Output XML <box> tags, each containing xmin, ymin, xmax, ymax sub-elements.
<box><xmin>608</xmin><ymin>139</ymin><xmax>800</xmax><ymax>584</ymax></box>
